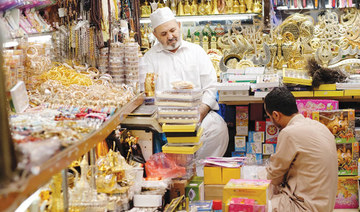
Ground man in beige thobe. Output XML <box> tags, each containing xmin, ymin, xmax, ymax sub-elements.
<box><xmin>264</xmin><ymin>87</ymin><xmax>338</xmax><ymax>212</ymax></box>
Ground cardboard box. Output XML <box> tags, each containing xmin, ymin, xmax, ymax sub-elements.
<box><xmin>312</xmin><ymin>109</ymin><xmax>356</xmax><ymax>143</ymax></box>
<box><xmin>263</xmin><ymin>143</ymin><xmax>276</xmax><ymax>155</ymax></box>
<box><xmin>204</xmin><ymin>184</ymin><xmax>225</xmax><ymax>200</ymax></box>
<box><xmin>204</xmin><ymin>166</ymin><xmax>222</xmax><ymax>184</ymax></box>
<box><xmin>236</xmin><ymin>106</ymin><xmax>249</xmax><ymax>136</ymax></box>
<box><xmin>296</xmin><ymin>99</ymin><xmax>338</xmax><ymax>119</ymax></box>
<box><xmin>336</xmin><ymin>142</ymin><xmax>359</xmax><ymax>176</ymax></box>
<box><xmin>245</xmin><ymin>153</ymin><xmax>263</xmax><ymax>164</ymax></box>
<box><xmin>186</xmin><ymin>180</ymin><xmax>204</xmax><ymax>201</ymax></box>
<box><xmin>170</xmin><ymin>179</ymin><xmax>189</xmax><ymax>200</ymax></box>
<box><xmin>222</xmin><ymin>167</ymin><xmax>241</xmax><ymax>185</ymax></box>
<box><xmin>265</xmin><ymin>119</ymin><xmax>279</xmax><ymax>144</ymax></box>
<box><xmin>235</xmin><ymin>136</ymin><xmax>246</xmax><ymax>152</ymax></box>
<box><xmin>246</xmin><ymin>142</ymin><xmax>262</xmax><ymax>154</ymax></box>
<box><xmin>229</xmin><ymin>198</ymin><xmax>255</xmax><ymax>212</ymax></box>
<box><xmin>232</xmin><ymin>152</ymin><xmax>246</xmax><ymax>157</ymax></box>
<box><xmin>255</xmin><ymin>121</ymin><xmax>266</xmax><ymax>132</ymax></box>
<box><xmin>223</xmin><ymin>179</ymin><xmax>270</xmax><ymax>206</ymax></box>
<box><xmin>335</xmin><ymin>176</ymin><xmax>359</xmax><ymax>209</ymax></box>
<box><xmin>248</xmin><ymin>131</ymin><xmax>265</xmax><ymax>143</ymax></box>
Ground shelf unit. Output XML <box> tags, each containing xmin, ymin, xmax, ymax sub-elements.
<box><xmin>0</xmin><ymin>93</ymin><xmax>144</xmax><ymax>212</ymax></box>
<box><xmin>139</xmin><ymin>13</ymin><xmax>260</xmax><ymax>24</ymax></box>
<box><xmin>2</xmin><ymin>31</ymin><xmax>54</xmax><ymax>48</ymax></box>
<box><xmin>219</xmin><ymin>94</ymin><xmax>360</xmax><ymax>105</ymax></box>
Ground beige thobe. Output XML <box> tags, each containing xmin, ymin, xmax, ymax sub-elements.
<box><xmin>267</xmin><ymin>114</ymin><xmax>338</xmax><ymax>212</ymax></box>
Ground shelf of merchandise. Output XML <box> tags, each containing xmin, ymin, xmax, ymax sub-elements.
<box><xmin>3</xmin><ymin>31</ymin><xmax>54</xmax><ymax>48</ymax></box>
<box><xmin>0</xmin><ymin>93</ymin><xmax>145</xmax><ymax>212</ymax></box>
<box><xmin>219</xmin><ymin>94</ymin><xmax>360</xmax><ymax>105</ymax></box>
<box><xmin>139</xmin><ymin>13</ymin><xmax>260</xmax><ymax>24</ymax></box>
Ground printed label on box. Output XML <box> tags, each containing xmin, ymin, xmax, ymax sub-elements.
<box><xmin>313</xmin><ymin>109</ymin><xmax>356</xmax><ymax>143</ymax></box>
<box><xmin>263</xmin><ymin>143</ymin><xmax>276</xmax><ymax>155</ymax></box>
<box><xmin>236</xmin><ymin>106</ymin><xmax>249</xmax><ymax>136</ymax></box>
<box><xmin>296</xmin><ymin>99</ymin><xmax>339</xmax><ymax>119</ymax></box>
<box><xmin>336</xmin><ymin>142</ymin><xmax>359</xmax><ymax>176</ymax></box>
<box><xmin>266</xmin><ymin>119</ymin><xmax>279</xmax><ymax>144</ymax></box>
<box><xmin>232</xmin><ymin>152</ymin><xmax>246</xmax><ymax>157</ymax></box>
<box><xmin>249</xmin><ymin>131</ymin><xmax>265</xmax><ymax>143</ymax></box>
<box><xmin>246</xmin><ymin>141</ymin><xmax>262</xmax><ymax>154</ymax></box>
<box><xmin>255</xmin><ymin>121</ymin><xmax>266</xmax><ymax>132</ymax></box>
<box><xmin>335</xmin><ymin>177</ymin><xmax>359</xmax><ymax>209</ymax></box>
<box><xmin>246</xmin><ymin>153</ymin><xmax>262</xmax><ymax>164</ymax></box>
<box><xmin>235</xmin><ymin>136</ymin><xmax>246</xmax><ymax>152</ymax></box>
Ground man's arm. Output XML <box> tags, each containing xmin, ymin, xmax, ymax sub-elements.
<box><xmin>199</xmin><ymin>103</ymin><xmax>211</xmax><ymax>123</ymax></box>
<box><xmin>266</xmin><ymin>131</ymin><xmax>297</xmax><ymax>186</ymax></box>
<box><xmin>197</xmin><ymin>47</ymin><xmax>219</xmax><ymax>111</ymax></box>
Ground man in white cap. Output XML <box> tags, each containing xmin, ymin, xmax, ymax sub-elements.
<box><xmin>143</xmin><ymin>7</ymin><xmax>229</xmax><ymax>165</ymax></box>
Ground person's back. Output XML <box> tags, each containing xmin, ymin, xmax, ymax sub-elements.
<box><xmin>275</xmin><ymin>115</ymin><xmax>338</xmax><ymax>212</ymax></box>
<box><xmin>264</xmin><ymin>87</ymin><xmax>338</xmax><ymax>212</ymax></box>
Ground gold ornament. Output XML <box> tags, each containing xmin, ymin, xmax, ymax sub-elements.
<box><xmin>198</xmin><ymin>0</ymin><xmax>207</xmax><ymax>15</ymax></box>
<box><xmin>184</xmin><ymin>0</ymin><xmax>191</xmax><ymax>15</ymax></box>
<box><xmin>178</xmin><ymin>0</ymin><xmax>185</xmax><ymax>15</ymax></box>
<box><xmin>239</xmin><ymin>0</ymin><xmax>246</xmax><ymax>13</ymax></box>
<box><xmin>245</xmin><ymin>0</ymin><xmax>253</xmax><ymax>13</ymax></box>
<box><xmin>170</xmin><ymin>0</ymin><xmax>177</xmax><ymax>14</ymax></box>
<box><xmin>225</xmin><ymin>0</ymin><xmax>234</xmax><ymax>14</ymax></box>
<box><xmin>253</xmin><ymin>0</ymin><xmax>261</xmax><ymax>13</ymax></box>
<box><xmin>191</xmin><ymin>0</ymin><xmax>198</xmax><ymax>15</ymax></box>
<box><xmin>211</xmin><ymin>0</ymin><xmax>219</xmax><ymax>14</ymax></box>
<box><xmin>158</xmin><ymin>0</ymin><xmax>165</xmax><ymax>8</ymax></box>
<box><xmin>205</xmin><ymin>0</ymin><xmax>212</xmax><ymax>14</ymax></box>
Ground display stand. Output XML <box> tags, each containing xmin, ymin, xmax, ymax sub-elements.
<box><xmin>0</xmin><ymin>93</ymin><xmax>144</xmax><ymax>212</ymax></box>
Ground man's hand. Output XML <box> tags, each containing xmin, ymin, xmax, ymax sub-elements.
<box><xmin>199</xmin><ymin>103</ymin><xmax>211</xmax><ymax>123</ymax></box>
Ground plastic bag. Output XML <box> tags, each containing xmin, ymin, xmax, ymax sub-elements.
<box><xmin>145</xmin><ymin>153</ymin><xmax>186</xmax><ymax>179</ymax></box>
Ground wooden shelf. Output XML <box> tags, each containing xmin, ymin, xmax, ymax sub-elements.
<box><xmin>0</xmin><ymin>93</ymin><xmax>144</xmax><ymax>212</ymax></box>
<box><xmin>219</xmin><ymin>95</ymin><xmax>360</xmax><ymax>105</ymax></box>
<box><xmin>140</xmin><ymin>13</ymin><xmax>260</xmax><ymax>24</ymax></box>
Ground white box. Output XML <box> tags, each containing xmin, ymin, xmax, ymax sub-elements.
<box><xmin>133</xmin><ymin>195</ymin><xmax>162</xmax><ymax>207</ymax></box>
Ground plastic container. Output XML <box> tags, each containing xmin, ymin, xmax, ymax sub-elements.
<box><xmin>110</xmin><ymin>60</ymin><xmax>124</xmax><ymax>66</ymax></box>
<box><xmin>155</xmin><ymin>89</ymin><xmax>203</xmax><ymax>102</ymax></box>
<box><xmin>125</xmin><ymin>56</ymin><xmax>139</xmax><ymax>63</ymax></box>
<box><xmin>110</xmin><ymin>52</ymin><xmax>124</xmax><ymax>57</ymax></box>
<box><xmin>124</xmin><ymin>51</ymin><xmax>138</xmax><ymax>57</ymax></box>
<box><xmin>157</xmin><ymin>114</ymin><xmax>200</xmax><ymax>124</ymax></box>
<box><xmin>158</xmin><ymin>106</ymin><xmax>199</xmax><ymax>116</ymax></box>
<box><xmin>155</xmin><ymin>99</ymin><xmax>202</xmax><ymax>107</ymax></box>
<box><xmin>165</xmin><ymin>153</ymin><xmax>195</xmax><ymax>167</ymax></box>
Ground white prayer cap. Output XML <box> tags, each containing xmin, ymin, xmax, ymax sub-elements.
<box><xmin>150</xmin><ymin>7</ymin><xmax>176</xmax><ymax>30</ymax></box>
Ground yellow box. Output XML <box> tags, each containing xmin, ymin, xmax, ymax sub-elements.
<box><xmin>314</xmin><ymin>90</ymin><xmax>344</xmax><ymax>97</ymax></box>
<box><xmin>204</xmin><ymin>167</ymin><xmax>222</xmax><ymax>185</ymax></box>
<box><xmin>314</xmin><ymin>84</ymin><xmax>336</xmax><ymax>90</ymax></box>
<box><xmin>204</xmin><ymin>184</ymin><xmax>225</xmax><ymax>200</ymax></box>
<box><xmin>291</xmin><ymin>91</ymin><xmax>313</xmax><ymax>97</ymax></box>
<box><xmin>282</xmin><ymin>77</ymin><xmax>312</xmax><ymax>86</ymax></box>
<box><xmin>166</xmin><ymin>128</ymin><xmax>203</xmax><ymax>144</ymax></box>
<box><xmin>162</xmin><ymin>142</ymin><xmax>203</xmax><ymax>154</ymax></box>
<box><xmin>162</xmin><ymin>123</ymin><xmax>197</xmax><ymax>132</ymax></box>
<box><xmin>223</xmin><ymin>179</ymin><xmax>270</xmax><ymax>206</ymax></box>
<box><xmin>222</xmin><ymin>168</ymin><xmax>241</xmax><ymax>185</ymax></box>
<box><xmin>344</xmin><ymin>90</ymin><xmax>360</xmax><ymax>96</ymax></box>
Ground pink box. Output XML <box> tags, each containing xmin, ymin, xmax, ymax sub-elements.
<box><xmin>335</xmin><ymin>176</ymin><xmax>359</xmax><ymax>209</ymax></box>
<box><xmin>229</xmin><ymin>198</ymin><xmax>255</xmax><ymax>212</ymax></box>
<box><xmin>296</xmin><ymin>99</ymin><xmax>339</xmax><ymax>119</ymax></box>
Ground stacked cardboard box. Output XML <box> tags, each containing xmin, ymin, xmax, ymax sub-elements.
<box><xmin>313</xmin><ymin>109</ymin><xmax>359</xmax><ymax>209</ymax></box>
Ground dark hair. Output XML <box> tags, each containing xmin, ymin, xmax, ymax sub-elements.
<box><xmin>264</xmin><ymin>87</ymin><xmax>298</xmax><ymax>116</ymax></box>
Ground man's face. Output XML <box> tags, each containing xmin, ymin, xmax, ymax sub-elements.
<box><xmin>153</xmin><ymin>20</ymin><xmax>181</xmax><ymax>51</ymax></box>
